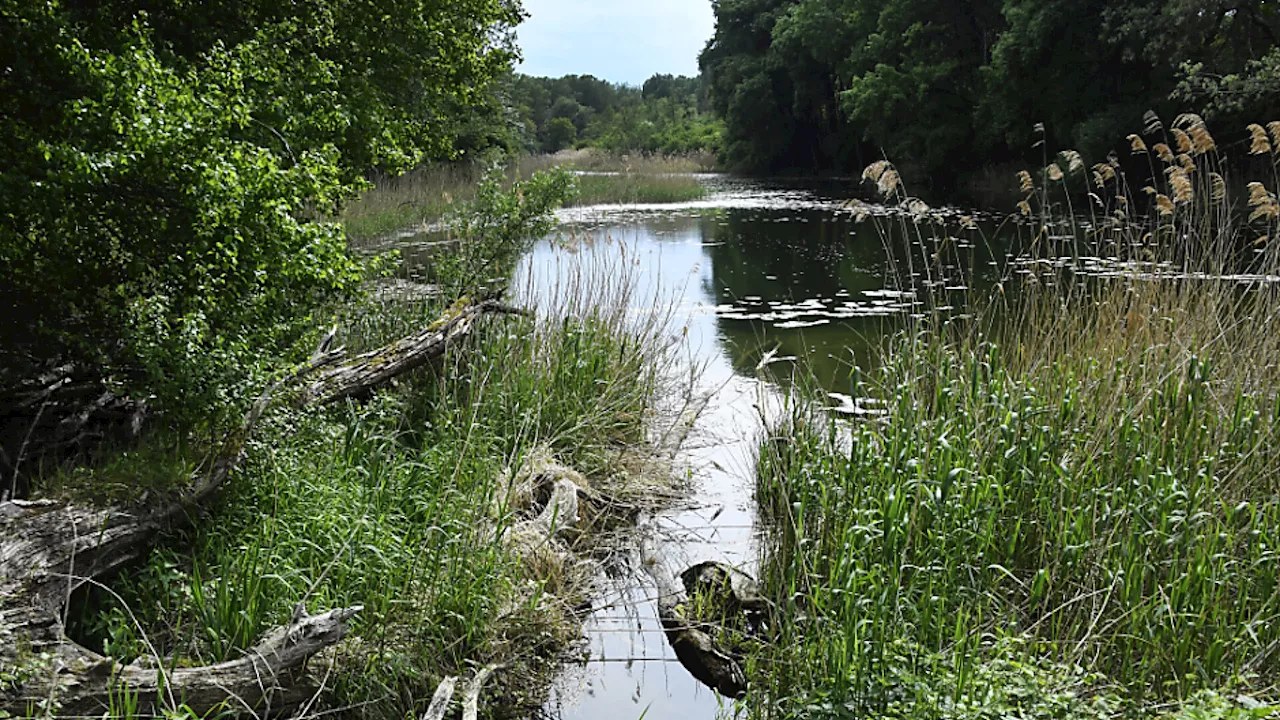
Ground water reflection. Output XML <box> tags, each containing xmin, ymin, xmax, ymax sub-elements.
<box><xmin>516</xmin><ymin>188</ymin><xmax>952</xmax><ymax>720</ymax></box>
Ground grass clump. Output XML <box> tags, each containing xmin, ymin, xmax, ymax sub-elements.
<box><xmin>748</xmin><ymin>115</ymin><xmax>1280</xmax><ymax>719</ymax></box>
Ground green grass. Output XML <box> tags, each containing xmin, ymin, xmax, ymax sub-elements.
<box><xmin>339</xmin><ymin>163</ymin><xmax>481</xmax><ymax>243</ymax></box>
<box><xmin>339</xmin><ymin>150</ymin><xmax>712</xmax><ymax>243</ymax></box>
<box><xmin>573</xmin><ymin>172</ymin><xmax>707</xmax><ymax>205</ymax></box>
<box><xmin>69</xmin><ymin>237</ymin><xmax>677</xmax><ymax>718</ymax></box>
<box><xmin>746</xmin><ymin>116</ymin><xmax>1280</xmax><ymax>719</ymax></box>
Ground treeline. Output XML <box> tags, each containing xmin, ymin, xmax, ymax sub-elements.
<box><xmin>503</xmin><ymin>73</ymin><xmax>724</xmax><ymax>155</ymax></box>
<box><xmin>700</xmin><ymin>0</ymin><xmax>1280</xmax><ymax>182</ymax></box>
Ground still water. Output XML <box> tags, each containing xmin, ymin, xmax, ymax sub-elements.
<box><xmin>503</xmin><ymin>175</ymin><xmax>1002</xmax><ymax>720</ymax></box>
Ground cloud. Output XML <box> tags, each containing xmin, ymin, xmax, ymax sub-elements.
<box><xmin>515</xmin><ymin>0</ymin><xmax>714</xmax><ymax>85</ymax></box>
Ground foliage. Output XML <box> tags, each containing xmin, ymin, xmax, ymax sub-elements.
<box><xmin>545</xmin><ymin>117</ymin><xmax>579</xmax><ymax>152</ymax></box>
<box><xmin>434</xmin><ymin>166</ymin><xmax>578</xmax><ymax>295</ymax></box>
<box><xmin>747</xmin><ymin>119</ymin><xmax>1280</xmax><ymax>716</ymax></box>
<box><xmin>0</xmin><ymin>0</ymin><xmax>523</xmax><ymax>426</ymax></box>
<box><xmin>700</xmin><ymin>0</ymin><xmax>1280</xmax><ymax>181</ymax></box>
<box><xmin>507</xmin><ymin>72</ymin><xmax>722</xmax><ymax>155</ymax></box>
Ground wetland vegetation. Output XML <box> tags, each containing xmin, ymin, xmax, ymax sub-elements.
<box><xmin>748</xmin><ymin>121</ymin><xmax>1280</xmax><ymax>719</ymax></box>
<box><xmin>4</xmin><ymin>0</ymin><xmax>1280</xmax><ymax>719</ymax></box>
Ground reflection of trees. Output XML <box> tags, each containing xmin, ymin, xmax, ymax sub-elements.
<box><xmin>699</xmin><ymin>209</ymin><xmax>903</xmax><ymax>393</ymax></box>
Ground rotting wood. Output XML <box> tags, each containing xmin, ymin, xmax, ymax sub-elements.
<box><xmin>461</xmin><ymin>665</ymin><xmax>500</xmax><ymax>720</ymax></box>
<box><xmin>420</xmin><ymin>676</ymin><xmax>458</xmax><ymax>720</ymax></box>
<box><xmin>295</xmin><ymin>297</ymin><xmax>530</xmax><ymax>408</ymax></box>
<box><xmin>0</xmin><ymin>297</ymin><xmax>524</xmax><ymax>718</ymax></box>
<box><xmin>638</xmin><ymin>533</ymin><xmax>748</xmax><ymax>699</ymax></box>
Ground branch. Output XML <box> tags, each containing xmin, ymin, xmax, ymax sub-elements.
<box><xmin>0</xmin><ymin>298</ymin><xmax>526</xmax><ymax>718</ymax></box>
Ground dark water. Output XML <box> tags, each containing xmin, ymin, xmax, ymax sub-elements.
<box><xmin>499</xmin><ymin>176</ymin><xmax>1006</xmax><ymax>720</ymax></box>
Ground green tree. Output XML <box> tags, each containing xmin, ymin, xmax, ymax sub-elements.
<box><xmin>0</xmin><ymin>0</ymin><xmax>525</xmax><ymax>425</ymax></box>
<box><xmin>546</xmin><ymin>117</ymin><xmax>579</xmax><ymax>151</ymax></box>
<box><xmin>701</xmin><ymin>0</ymin><xmax>1280</xmax><ymax>182</ymax></box>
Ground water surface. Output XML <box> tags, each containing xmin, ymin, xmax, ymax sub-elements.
<box><xmin>516</xmin><ymin>176</ymin><xmax>976</xmax><ymax>720</ymax></box>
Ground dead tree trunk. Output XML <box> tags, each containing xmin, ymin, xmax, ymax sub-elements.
<box><xmin>0</xmin><ymin>298</ymin><xmax>522</xmax><ymax>718</ymax></box>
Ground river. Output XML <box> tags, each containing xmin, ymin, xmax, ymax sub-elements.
<box><xmin>499</xmin><ymin>175</ymin><xmax>998</xmax><ymax>719</ymax></box>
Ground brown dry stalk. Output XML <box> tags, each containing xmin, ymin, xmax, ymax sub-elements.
<box><xmin>1249</xmin><ymin>124</ymin><xmax>1272</xmax><ymax>155</ymax></box>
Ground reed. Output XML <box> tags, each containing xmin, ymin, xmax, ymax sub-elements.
<box><xmin>340</xmin><ymin>150</ymin><xmax>712</xmax><ymax>243</ymax></box>
<box><xmin>749</xmin><ymin>115</ymin><xmax>1280</xmax><ymax>719</ymax></box>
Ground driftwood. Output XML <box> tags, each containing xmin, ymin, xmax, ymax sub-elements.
<box><xmin>420</xmin><ymin>676</ymin><xmax>458</xmax><ymax>720</ymax></box>
<box><xmin>418</xmin><ymin>665</ymin><xmax>498</xmax><ymax>720</ymax></box>
<box><xmin>0</xmin><ymin>298</ymin><xmax>521</xmax><ymax>718</ymax></box>
<box><xmin>639</xmin><ymin>535</ymin><xmax>751</xmax><ymax>699</ymax></box>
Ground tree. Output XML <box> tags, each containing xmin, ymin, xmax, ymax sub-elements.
<box><xmin>506</xmin><ymin>71</ymin><xmax>720</xmax><ymax>155</ymax></box>
<box><xmin>546</xmin><ymin>117</ymin><xmax>579</xmax><ymax>151</ymax></box>
<box><xmin>700</xmin><ymin>0</ymin><xmax>1280</xmax><ymax>182</ymax></box>
<box><xmin>0</xmin><ymin>0</ymin><xmax>526</xmax><ymax>428</ymax></box>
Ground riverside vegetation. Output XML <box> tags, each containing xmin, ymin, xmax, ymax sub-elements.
<box><xmin>747</xmin><ymin>116</ymin><xmax>1280</xmax><ymax>719</ymax></box>
<box><xmin>340</xmin><ymin>150</ymin><xmax>712</xmax><ymax>244</ymax></box>
<box><xmin>0</xmin><ymin>1</ymin><xmax>697</xmax><ymax>717</ymax></box>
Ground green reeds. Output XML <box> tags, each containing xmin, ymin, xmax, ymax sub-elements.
<box><xmin>749</xmin><ymin>116</ymin><xmax>1280</xmax><ymax>718</ymax></box>
<box><xmin>573</xmin><ymin>172</ymin><xmax>707</xmax><ymax>206</ymax></box>
<box><xmin>340</xmin><ymin>151</ymin><xmax>710</xmax><ymax>243</ymax></box>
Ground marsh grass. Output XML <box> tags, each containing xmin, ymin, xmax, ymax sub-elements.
<box><xmin>77</xmin><ymin>240</ymin><xmax>683</xmax><ymax>719</ymax></box>
<box><xmin>339</xmin><ymin>150</ymin><xmax>711</xmax><ymax>243</ymax></box>
<box><xmin>749</xmin><ymin>115</ymin><xmax>1280</xmax><ymax>719</ymax></box>
<box><xmin>521</xmin><ymin>148</ymin><xmax>718</xmax><ymax>174</ymax></box>
<box><xmin>572</xmin><ymin>173</ymin><xmax>707</xmax><ymax>206</ymax></box>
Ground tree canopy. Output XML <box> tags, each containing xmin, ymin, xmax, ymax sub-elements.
<box><xmin>506</xmin><ymin>72</ymin><xmax>723</xmax><ymax>155</ymax></box>
<box><xmin>700</xmin><ymin>0</ymin><xmax>1280</xmax><ymax>181</ymax></box>
<box><xmin>0</xmin><ymin>0</ymin><xmax>524</xmax><ymax>425</ymax></box>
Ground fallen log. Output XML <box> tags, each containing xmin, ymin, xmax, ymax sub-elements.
<box><xmin>0</xmin><ymin>298</ymin><xmax>522</xmax><ymax>718</ymax></box>
<box><xmin>295</xmin><ymin>297</ymin><xmax>530</xmax><ymax>407</ymax></box>
<box><xmin>638</xmin><ymin>534</ymin><xmax>749</xmax><ymax>699</ymax></box>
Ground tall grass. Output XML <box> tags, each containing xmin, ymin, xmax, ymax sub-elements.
<box><xmin>748</xmin><ymin>115</ymin><xmax>1280</xmax><ymax>719</ymax></box>
<box><xmin>520</xmin><ymin>148</ymin><xmax>718</xmax><ymax>174</ymax></box>
<box><xmin>81</xmin><ymin>243</ymin><xmax>681</xmax><ymax>718</ymax></box>
<box><xmin>340</xmin><ymin>150</ymin><xmax>712</xmax><ymax>243</ymax></box>
<box><xmin>572</xmin><ymin>172</ymin><xmax>707</xmax><ymax>206</ymax></box>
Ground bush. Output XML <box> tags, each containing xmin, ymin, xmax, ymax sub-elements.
<box><xmin>0</xmin><ymin>0</ymin><xmax>522</xmax><ymax>427</ymax></box>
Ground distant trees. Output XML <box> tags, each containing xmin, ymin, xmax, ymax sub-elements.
<box><xmin>546</xmin><ymin>117</ymin><xmax>579</xmax><ymax>151</ymax></box>
<box><xmin>700</xmin><ymin>0</ymin><xmax>1280</xmax><ymax>179</ymax></box>
<box><xmin>508</xmin><ymin>73</ymin><xmax>723</xmax><ymax>154</ymax></box>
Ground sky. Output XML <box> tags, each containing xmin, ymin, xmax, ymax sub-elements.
<box><xmin>515</xmin><ymin>0</ymin><xmax>716</xmax><ymax>86</ymax></box>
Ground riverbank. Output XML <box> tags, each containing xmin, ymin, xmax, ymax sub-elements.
<box><xmin>746</xmin><ymin>125</ymin><xmax>1280</xmax><ymax>719</ymax></box>
<box><xmin>2</xmin><ymin>170</ymin><xmax>699</xmax><ymax>719</ymax></box>
<box><xmin>340</xmin><ymin>151</ymin><xmax>710</xmax><ymax>242</ymax></box>
<box><xmin>67</xmin><ymin>284</ymin><xmax>682</xmax><ymax>718</ymax></box>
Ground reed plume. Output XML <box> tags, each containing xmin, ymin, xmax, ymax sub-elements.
<box><xmin>1018</xmin><ymin>170</ymin><xmax>1034</xmax><ymax>193</ymax></box>
<box><xmin>1248</xmin><ymin>124</ymin><xmax>1271</xmax><ymax>155</ymax></box>
<box><xmin>1172</xmin><ymin>128</ymin><xmax>1193</xmax><ymax>154</ymax></box>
